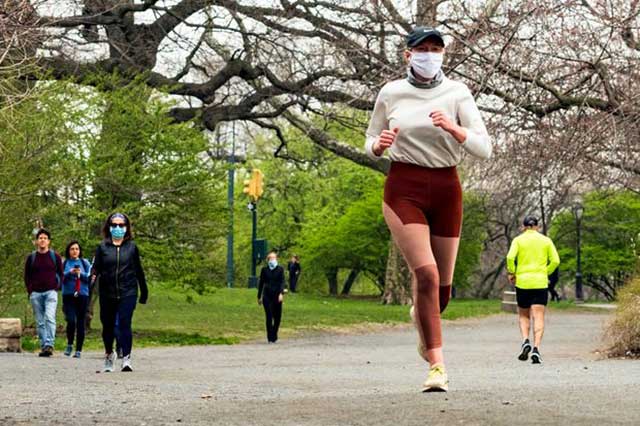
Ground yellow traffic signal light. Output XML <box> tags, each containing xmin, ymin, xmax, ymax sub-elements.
<box><xmin>243</xmin><ymin>169</ymin><xmax>265</xmax><ymax>201</ymax></box>
<box><xmin>252</xmin><ymin>169</ymin><xmax>264</xmax><ymax>200</ymax></box>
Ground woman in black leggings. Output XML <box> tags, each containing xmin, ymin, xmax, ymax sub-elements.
<box><xmin>93</xmin><ymin>213</ymin><xmax>148</xmax><ymax>372</ymax></box>
<box><xmin>61</xmin><ymin>241</ymin><xmax>91</xmax><ymax>358</ymax></box>
<box><xmin>258</xmin><ymin>252</ymin><xmax>285</xmax><ymax>343</ymax></box>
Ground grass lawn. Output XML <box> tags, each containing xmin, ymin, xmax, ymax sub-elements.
<box><xmin>4</xmin><ymin>286</ymin><xmax>503</xmax><ymax>352</ymax></box>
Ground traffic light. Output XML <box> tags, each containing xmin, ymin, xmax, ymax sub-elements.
<box><xmin>242</xmin><ymin>169</ymin><xmax>265</xmax><ymax>202</ymax></box>
<box><xmin>252</xmin><ymin>169</ymin><xmax>264</xmax><ymax>200</ymax></box>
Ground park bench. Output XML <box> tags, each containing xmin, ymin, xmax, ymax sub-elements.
<box><xmin>501</xmin><ymin>290</ymin><xmax>517</xmax><ymax>313</ymax></box>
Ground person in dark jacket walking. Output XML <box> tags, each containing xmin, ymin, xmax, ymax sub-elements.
<box><xmin>61</xmin><ymin>241</ymin><xmax>92</xmax><ymax>358</ymax></box>
<box><xmin>287</xmin><ymin>255</ymin><xmax>301</xmax><ymax>293</ymax></box>
<box><xmin>258</xmin><ymin>252</ymin><xmax>285</xmax><ymax>343</ymax></box>
<box><xmin>93</xmin><ymin>213</ymin><xmax>148</xmax><ymax>372</ymax></box>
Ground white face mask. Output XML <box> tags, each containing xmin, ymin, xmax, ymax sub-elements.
<box><xmin>410</xmin><ymin>52</ymin><xmax>443</xmax><ymax>79</ymax></box>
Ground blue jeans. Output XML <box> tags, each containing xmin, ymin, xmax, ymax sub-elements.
<box><xmin>30</xmin><ymin>290</ymin><xmax>58</xmax><ymax>349</ymax></box>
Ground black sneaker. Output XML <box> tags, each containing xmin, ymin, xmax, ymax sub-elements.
<box><xmin>531</xmin><ymin>348</ymin><xmax>542</xmax><ymax>364</ymax></box>
<box><xmin>518</xmin><ymin>340</ymin><xmax>532</xmax><ymax>361</ymax></box>
<box><xmin>38</xmin><ymin>346</ymin><xmax>53</xmax><ymax>357</ymax></box>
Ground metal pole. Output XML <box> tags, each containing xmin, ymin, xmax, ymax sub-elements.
<box><xmin>226</xmin><ymin>165</ymin><xmax>235</xmax><ymax>288</ymax></box>
<box><xmin>248</xmin><ymin>202</ymin><xmax>258</xmax><ymax>288</ymax></box>
<box><xmin>226</xmin><ymin>124</ymin><xmax>236</xmax><ymax>288</ymax></box>
<box><xmin>575</xmin><ymin>216</ymin><xmax>583</xmax><ymax>302</ymax></box>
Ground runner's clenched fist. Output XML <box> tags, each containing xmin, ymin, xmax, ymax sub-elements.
<box><xmin>373</xmin><ymin>127</ymin><xmax>399</xmax><ymax>156</ymax></box>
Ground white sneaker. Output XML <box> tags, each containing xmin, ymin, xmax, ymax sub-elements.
<box><xmin>103</xmin><ymin>352</ymin><xmax>116</xmax><ymax>372</ymax></box>
<box><xmin>121</xmin><ymin>354</ymin><xmax>133</xmax><ymax>372</ymax></box>
<box><xmin>422</xmin><ymin>364</ymin><xmax>449</xmax><ymax>392</ymax></box>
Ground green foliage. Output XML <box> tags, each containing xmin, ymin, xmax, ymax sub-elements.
<box><xmin>298</xmin><ymin>175</ymin><xmax>389</xmax><ymax>292</ymax></box>
<box><xmin>0</xmin><ymin>75</ymin><xmax>228</xmax><ymax>312</ymax></box>
<box><xmin>550</xmin><ymin>190</ymin><xmax>640</xmax><ymax>300</ymax></box>
<box><xmin>236</xmin><ymin>119</ymin><xmax>389</xmax><ymax>294</ymax></box>
<box><xmin>0</xmin><ymin>81</ymin><xmax>84</xmax><ymax>310</ymax></box>
<box><xmin>84</xmin><ymin>76</ymin><xmax>228</xmax><ymax>290</ymax></box>
<box><xmin>454</xmin><ymin>193</ymin><xmax>488</xmax><ymax>289</ymax></box>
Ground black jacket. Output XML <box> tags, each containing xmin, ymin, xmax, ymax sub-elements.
<box><xmin>258</xmin><ymin>265</ymin><xmax>285</xmax><ymax>300</ymax></box>
<box><xmin>94</xmin><ymin>239</ymin><xmax>148</xmax><ymax>303</ymax></box>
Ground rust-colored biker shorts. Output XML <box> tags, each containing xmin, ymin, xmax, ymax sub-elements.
<box><xmin>383</xmin><ymin>161</ymin><xmax>463</xmax><ymax>238</ymax></box>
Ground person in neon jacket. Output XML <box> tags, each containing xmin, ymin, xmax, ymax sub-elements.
<box><xmin>506</xmin><ymin>216</ymin><xmax>560</xmax><ymax>365</ymax></box>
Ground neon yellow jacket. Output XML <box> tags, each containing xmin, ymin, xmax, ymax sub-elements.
<box><xmin>506</xmin><ymin>230</ymin><xmax>560</xmax><ymax>289</ymax></box>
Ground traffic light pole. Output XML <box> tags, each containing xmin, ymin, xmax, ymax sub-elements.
<box><xmin>248</xmin><ymin>201</ymin><xmax>258</xmax><ymax>288</ymax></box>
<box><xmin>243</xmin><ymin>168</ymin><xmax>263</xmax><ymax>289</ymax></box>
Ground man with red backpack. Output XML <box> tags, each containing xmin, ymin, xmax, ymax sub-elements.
<box><xmin>24</xmin><ymin>229</ymin><xmax>63</xmax><ymax>357</ymax></box>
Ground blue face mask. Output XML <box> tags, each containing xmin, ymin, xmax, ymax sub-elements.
<box><xmin>268</xmin><ymin>259</ymin><xmax>278</xmax><ymax>269</ymax></box>
<box><xmin>110</xmin><ymin>226</ymin><xmax>126</xmax><ymax>239</ymax></box>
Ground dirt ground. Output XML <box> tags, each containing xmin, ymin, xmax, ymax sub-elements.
<box><xmin>1</xmin><ymin>311</ymin><xmax>639</xmax><ymax>425</ymax></box>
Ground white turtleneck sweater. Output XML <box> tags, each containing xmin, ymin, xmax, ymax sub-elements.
<box><xmin>365</xmin><ymin>76</ymin><xmax>492</xmax><ymax>167</ymax></box>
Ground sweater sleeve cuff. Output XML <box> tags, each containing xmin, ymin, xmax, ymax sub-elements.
<box><xmin>461</xmin><ymin>130</ymin><xmax>492</xmax><ymax>159</ymax></box>
<box><xmin>364</xmin><ymin>134</ymin><xmax>382</xmax><ymax>161</ymax></box>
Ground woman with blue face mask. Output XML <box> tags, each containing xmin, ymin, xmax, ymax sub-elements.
<box><xmin>365</xmin><ymin>27</ymin><xmax>492</xmax><ymax>392</ymax></box>
<box><xmin>258</xmin><ymin>251</ymin><xmax>285</xmax><ymax>343</ymax></box>
<box><xmin>92</xmin><ymin>212</ymin><xmax>148</xmax><ymax>372</ymax></box>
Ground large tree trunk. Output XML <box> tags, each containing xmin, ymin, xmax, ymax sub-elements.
<box><xmin>341</xmin><ymin>269</ymin><xmax>360</xmax><ymax>295</ymax></box>
<box><xmin>382</xmin><ymin>242</ymin><xmax>412</xmax><ymax>305</ymax></box>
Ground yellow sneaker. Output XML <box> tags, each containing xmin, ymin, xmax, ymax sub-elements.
<box><xmin>410</xmin><ymin>306</ymin><xmax>430</xmax><ymax>363</ymax></box>
<box><xmin>423</xmin><ymin>364</ymin><xmax>448</xmax><ymax>392</ymax></box>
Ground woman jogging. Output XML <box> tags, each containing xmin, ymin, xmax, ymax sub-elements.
<box><xmin>61</xmin><ymin>241</ymin><xmax>92</xmax><ymax>358</ymax></box>
<box><xmin>365</xmin><ymin>27</ymin><xmax>492</xmax><ymax>391</ymax></box>
<box><xmin>93</xmin><ymin>213</ymin><xmax>148</xmax><ymax>372</ymax></box>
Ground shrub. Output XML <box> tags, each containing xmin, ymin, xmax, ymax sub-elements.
<box><xmin>605</xmin><ymin>277</ymin><xmax>640</xmax><ymax>357</ymax></box>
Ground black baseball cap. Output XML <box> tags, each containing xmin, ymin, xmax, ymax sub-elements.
<box><xmin>523</xmin><ymin>216</ymin><xmax>539</xmax><ymax>227</ymax></box>
<box><xmin>406</xmin><ymin>26</ymin><xmax>445</xmax><ymax>48</ymax></box>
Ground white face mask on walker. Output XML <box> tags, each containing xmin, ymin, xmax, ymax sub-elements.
<box><xmin>410</xmin><ymin>52</ymin><xmax>443</xmax><ymax>79</ymax></box>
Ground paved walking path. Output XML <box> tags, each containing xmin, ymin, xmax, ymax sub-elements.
<box><xmin>1</xmin><ymin>311</ymin><xmax>639</xmax><ymax>425</ymax></box>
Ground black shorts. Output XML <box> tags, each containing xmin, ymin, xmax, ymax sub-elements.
<box><xmin>516</xmin><ymin>288</ymin><xmax>548</xmax><ymax>308</ymax></box>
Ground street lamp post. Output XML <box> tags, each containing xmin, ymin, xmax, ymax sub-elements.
<box><xmin>226</xmin><ymin>124</ymin><xmax>236</xmax><ymax>288</ymax></box>
<box><xmin>572</xmin><ymin>203</ymin><xmax>584</xmax><ymax>303</ymax></box>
